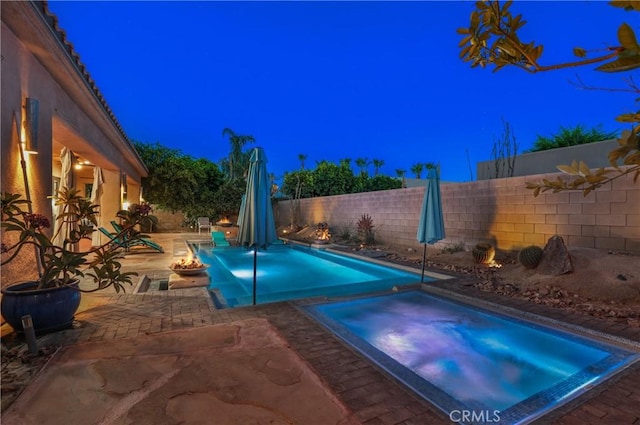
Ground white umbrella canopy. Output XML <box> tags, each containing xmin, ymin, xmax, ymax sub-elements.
<box><xmin>90</xmin><ymin>167</ymin><xmax>105</xmax><ymax>246</ymax></box>
<box><xmin>416</xmin><ymin>167</ymin><xmax>445</xmax><ymax>282</ymax></box>
<box><xmin>237</xmin><ymin>147</ymin><xmax>278</xmax><ymax>305</ymax></box>
<box><xmin>52</xmin><ymin>147</ymin><xmax>74</xmax><ymax>247</ymax></box>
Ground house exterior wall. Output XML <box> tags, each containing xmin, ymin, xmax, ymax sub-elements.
<box><xmin>275</xmin><ymin>169</ymin><xmax>640</xmax><ymax>254</ymax></box>
<box><xmin>1</xmin><ymin>2</ymin><xmax>148</xmax><ymax>286</ymax></box>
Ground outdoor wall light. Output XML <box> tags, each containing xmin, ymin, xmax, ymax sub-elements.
<box><xmin>24</xmin><ymin>97</ymin><xmax>39</xmax><ymax>154</ymax></box>
<box><xmin>121</xmin><ymin>172</ymin><xmax>128</xmax><ymax>195</ymax></box>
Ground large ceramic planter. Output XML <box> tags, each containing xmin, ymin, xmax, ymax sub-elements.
<box><xmin>1</xmin><ymin>280</ymin><xmax>81</xmax><ymax>334</ymax></box>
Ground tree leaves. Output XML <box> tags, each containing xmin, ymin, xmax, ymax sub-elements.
<box><xmin>458</xmin><ymin>1</ymin><xmax>640</xmax><ymax>73</ymax></box>
<box><xmin>618</xmin><ymin>22</ymin><xmax>639</xmax><ymax>51</ymax></box>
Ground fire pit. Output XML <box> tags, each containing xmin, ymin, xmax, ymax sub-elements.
<box><xmin>216</xmin><ymin>217</ymin><xmax>233</xmax><ymax>227</ymax></box>
<box><xmin>170</xmin><ymin>258</ymin><xmax>209</xmax><ymax>276</ymax></box>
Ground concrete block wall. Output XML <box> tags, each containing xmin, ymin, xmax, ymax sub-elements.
<box><xmin>149</xmin><ymin>207</ymin><xmax>188</xmax><ymax>232</ymax></box>
<box><xmin>275</xmin><ymin>169</ymin><xmax>640</xmax><ymax>253</ymax></box>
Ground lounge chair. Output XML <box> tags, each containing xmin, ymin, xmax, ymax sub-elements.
<box><xmin>197</xmin><ymin>217</ymin><xmax>212</xmax><ymax>235</ymax></box>
<box><xmin>211</xmin><ymin>231</ymin><xmax>230</xmax><ymax>247</ymax></box>
<box><xmin>99</xmin><ymin>225</ymin><xmax>164</xmax><ymax>253</ymax></box>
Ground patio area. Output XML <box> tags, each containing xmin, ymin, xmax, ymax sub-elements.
<box><xmin>1</xmin><ymin>233</ymin><xmax>639</xmax><ymax>424</ymax></box>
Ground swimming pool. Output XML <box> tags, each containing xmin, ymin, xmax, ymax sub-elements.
<box><xmin>303</xmin><ymin>289</ymin><xmax>640</xmax><ymax>425</ymax></box>
<box><xmin>192</xmin><ymin>243</ymin><xmax>434</xmax><ymax>307</ymax></box>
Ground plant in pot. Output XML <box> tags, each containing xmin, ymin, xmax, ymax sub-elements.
<box><xmin>1</xmin><ymin>188</ymin><xmax>157</xmax><ymax>334</ymax></box>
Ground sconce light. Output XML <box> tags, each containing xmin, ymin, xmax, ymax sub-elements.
<box><xmin>24</xmin><ymin>98</ymin><xmax>39</xmax><ymax>154</ymax></box>
<box><xmin>121</xmin><ymin>173</ymin><xmax>128</xmax><ymax>194</ymax></box>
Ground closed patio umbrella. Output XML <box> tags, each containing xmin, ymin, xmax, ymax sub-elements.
<box><xmin>416</xmin><ymin>167</ymin><xmax>445</xmax><ymax>282</ymax></box>
<box><xmin>90</xmin><ymin>167</ymin><xmax>105</xmax><ymax>246</ymax></box>
<box><xmin>237</xmin><ymin>147</ymin><xmax>277</xmax><ymax>305</ymax></box>
<box><xmin>236</xmin><ymin>193</ymin><xmax>246</xmax><ymax>243</ymax></box>
<box><xmin>52</xmin><ymin>147</ymin><xmax>74</xmax><ymax>247</ymax></box>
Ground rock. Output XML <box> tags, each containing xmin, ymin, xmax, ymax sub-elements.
<box><xmin>538</xmin><ymin>235</ymin><xmax>573</xmax><ymax>276</ymax></box>
<box><xmin>617</xmin><ymin>274</ymin><xmax>627</xmax><ymax>281</ymax></box>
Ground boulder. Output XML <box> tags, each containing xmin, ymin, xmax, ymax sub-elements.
<box><xmin>538</xmin><ymin>235</ymin><xmax>574</xmax><ymax>275</ymax></box>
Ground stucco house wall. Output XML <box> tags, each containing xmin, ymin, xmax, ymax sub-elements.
<box><xmin>1</xmin><ymin>2</ymin><xmax>149</xmax><ymax>286</ymax></box>
<box><xmin>275</xmin><ymin>168</ymin><xmax>639</xmax><ymax>254</ymax></box>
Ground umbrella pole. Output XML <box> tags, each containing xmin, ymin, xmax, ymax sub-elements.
<box><xmin>252</xmin><ymin>249</ymin><xmax>257</xmax><ymax>305</ymax></box>
<box><xmin>421</xmin><ymin>244</ymin><xmax>427</xmax><ymax>283</ymax></box>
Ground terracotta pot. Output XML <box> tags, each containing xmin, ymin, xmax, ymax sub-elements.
<box><xmin>1</xmin><ymin>280</ymin><xmax>81</xmax><ymax>334</ymax></box>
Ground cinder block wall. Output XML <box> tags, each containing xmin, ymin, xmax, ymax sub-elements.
<box><xmin>275</xmin><ymin>169</ymin><xmax>640</xmax><ymax>253</ymax></box>
<box><xmin>149</xmin><ymin>207</ymin><xmax>188</xmax><ymax>232</ymax></box>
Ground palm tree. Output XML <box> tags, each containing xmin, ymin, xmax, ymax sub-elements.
<box><xmin>222</xmin><ymin>128</ymin><xmax>255</xmax><ymax>180</ymax></box>
<box><xmin>372</xmin><ymin>159</ymin><xmax>385</xmax><ymax>176</ymax></box>
<box><xmin>424</xmin><ymin>162</ymin><xmax>438</xmax><ymax>170</ymax></box>
<box><xmin>298</xmin><ymin>154</ymin><xmax>308</xmax><ymax>170</ymax></box>
<box><xmin>355</xmin><ymin>157</ymin><xmax>370</xmax><ymax>176</ymax></box>
<box><xmin>395</xmin><ymin>168</ymin><xmax>407</xmax><ymax>188</ymax></box>
<box><xmin>410</xmin><ymin>162</ymin><xmax>424</xmax><ymax>179</ymax></box>
<box><xmin>339</xmin><ymin>158</ymin><xmax>352</xmax><ymax>170</ymax></box>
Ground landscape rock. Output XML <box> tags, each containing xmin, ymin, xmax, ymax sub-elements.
<box><xmin>538</xmin><ymin>235</ymin><xmax>574</xmax><ymax>276</ymax></box>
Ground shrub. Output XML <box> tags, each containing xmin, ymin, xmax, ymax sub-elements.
<box><xmin>357</xmin><ymin>214</ymin><xmax>376</xmax><ymax>245</ymax></box>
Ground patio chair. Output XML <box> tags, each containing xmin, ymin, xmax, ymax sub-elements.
<box><xmin>197</xmin><ymin>217</ymin><xmax>212</xmax><ymax>235</ymax></box>
<box><xmin>211</xmin><ymin>231</ymin><xmax>230</xmax><ymax>247</ymax></box>
<box><xmin>100</xmin><ymin>225</ymin><xmax>164</xmax><ymax>253</ymax></box>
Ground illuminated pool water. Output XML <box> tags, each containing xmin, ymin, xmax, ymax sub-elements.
<box><xmin>303</xmin><ymin>290</ymin><xmax>640</xmax><ymax>425</ymax></box>
<box><xmin>192</xmin><ymin>243</ymin><xmax>428</xmax><ymax>307</ymax></box>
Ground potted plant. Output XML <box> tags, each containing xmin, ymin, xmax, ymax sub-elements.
<box><xmin>1</xmin><ymin>188</ymin><xmax>157</xmax><ymax>334</ymax></box>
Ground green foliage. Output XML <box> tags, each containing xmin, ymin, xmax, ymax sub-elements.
<box><xmin>1</xmin><ymin>189</ymin><xmax>155</xmax><ymax>292</ymax></box>
<box><xmin>212</xmin><ymin>179</ymin><xmax>247</xmax><ymax>221</ymax></box>
<box><xmin>133</xmin><ymin>141</ymin><xmax>225</xmax><ymax>220</ymax></box>
<box><xmin>410</xmin><ymin>163</ymin><xmax>424</xmax><ymax>179</ymax></box>
<box><xmin>372</xmin><ymin>159</ymin><xmax>385</xmax><ymax>175</ymax></box>
<box><xmin>281</xmin><ymin>170</ymin><xmax>314</xmax><ymax>199</ymax></box>
<box><xmin>281</xmin><ymin>161</ymin><xmax>401</xmax><ymax>200</ymax></box>
<box><xmin>221</xmin><ymin>128</ymin><xmax>256</xmax><ymax>180</ymax></box>
<box><xmin>312</xmin><ymin>160</ymin><xmax>355</xmax><ymax>196</ymax></box>
<box><xmin>365</xmin><ymin>175</ymin><xmax>403</xmax><ymax>191</ymax></box>
<box><xmin>355</xmin><ymin>157</ymin><xmax>371</xmax><ymax>176</ymax></box>
<box><xmin>529</xmin><ymin>125</ymin><xmax>618</xmax><ymax>152</ymax></box>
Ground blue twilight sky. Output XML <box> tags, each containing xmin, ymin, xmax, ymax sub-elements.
<box><xmin>47</xmin><ymin>1</ymin><xmax>638</xmax><ymax>184</ymax></box>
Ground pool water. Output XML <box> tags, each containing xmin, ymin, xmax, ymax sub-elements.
<box><xmin>304</xmin><ymin>290</ymin><xmax>640</xmax><ymax>425</ymax></box>
<box><xmin>192</xmin><ymin>243</ymin><xmax>427</xmax><ymax>307</ymax></box>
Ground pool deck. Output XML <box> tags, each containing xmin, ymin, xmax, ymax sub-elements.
<box><xmin>2</xmin><ymin>233</ymin><xmax>639</xmax><ymax>424</ymax></box>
